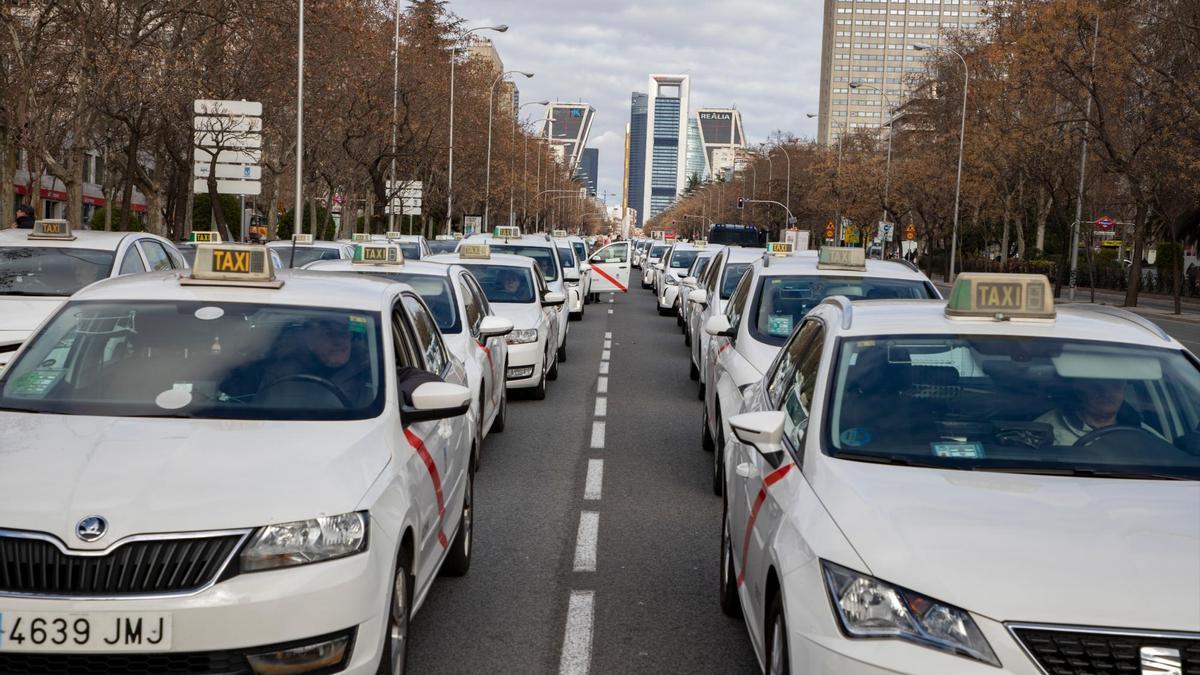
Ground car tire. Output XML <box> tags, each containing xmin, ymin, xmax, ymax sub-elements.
<box><xmin>376</xmin><ymin>551</ymin><xmax>412</xmax><ymax>675</ymax></box>
<box><xmin>570</xmin><ymin>310</ymin><xmax>582</xmax><ymax>322</ymax></box>
<box><xmin>548</xmin><ymin>349</ymin><xmax>560</xmax><ymax>381</ymax></box>
<box><xmin>531</xmin><ymin>367</ymin><xmax>547</xmax><ymax>400</ymax></box>
<box><xmin>690</xmin><ymin>359</ymin><xmax>700</xmax><ymax>381</ymax></box>
<box><xmin>490</xmin><ymin>388</ymin><xmax>506</xmax><ymax>433</ymax></box>
<box><xmin>720</xmin><ymin>498</ymin><xmax>742</xmax><ymax>617</ymax></box>
<box><xmin>676</xmin><ymin>310</ymin><xmax>684</xmax><ymax>327</ymax></box>
<box><xmin>557</xmin><ymin>340</ymin><xmax>567</xmax><ymax>363</ymax></box>
<box><xmin>658</xmin><ymin>305</ymin><xmax>673</xmax><ymax>316</ymax></box>
<box><xmin>702</xmin><ymin>404</ymin><xmax>715</xmax><ymax>452</ymax></box>
<box><xmin>712</xmin><ymin>419</ymin><xmax>725</xmax><ymax>496</ymax></box>
<box><xmin>698</xmin><ymin>381</ymin><xmax>706</xmax><ymax>401</ymax></box>
<box><xmin>765</xmin><ymin>592</ymin><xmax>790</xmax><ymax>675</ymax></box>
<box><xmin>441</xmin><ymin>466</ymin><xmax>474</xmax><ymax>577</ymax></box>
<box><xmin>684</xmin><ymin>329</ymin><xmax>691</xmax><ymax>347</ymax></box>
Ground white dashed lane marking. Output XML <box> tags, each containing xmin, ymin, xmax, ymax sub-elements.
<box><xmin>598</xmin><ymin>361</ymin><xmax>609</xmax><ymax>375</ymax></box>
<box><xmin>584</xmin><ymin>459</ymin><xmax>603</xmax><ymax>500</ymax></box>
<box><xmin>594</xmin><ymin>397</ymin><xmax>607</xmax><ymax>417</ymax></box>
<box><xmin>601</xmin><ymin>350</ymin><xmax>611</xmax><ymax>361</ymax></box>
<box><xmin>597</xmin><ymin>377</ymin><xmax>608</xmax><ymax>394</ymax></box>
<box><xmin>590</xmin><ymin>421</ymin><xmax>605</xmax><ymax>449</ymax></box>
<box><xmin>573</xmin><ymin>511</ymin><xmax>600</xmax><ymax>572</ymax></box>
<box><xmin>559</xmin><ymin>591</ymin><xmax>595</xmax><ymax>675</ymax></box>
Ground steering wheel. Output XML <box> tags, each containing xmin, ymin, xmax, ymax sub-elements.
<box><xmin>258</xmin><ymin>374</ymin><xmax>352</xmax><ymax>408</ymax></box>
<box><xmin>1073</xmin><ymin>425</ymin><xmax>1159</xmax><ymax>448</ymax></box>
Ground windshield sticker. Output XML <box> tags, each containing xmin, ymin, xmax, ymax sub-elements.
<box><xmin>154</xmin><ymin>388</ymin><xmax>193</xmax><ymax>410</ymax></box>
<box><xmin>840</xmin><ymin>427</ymin><xmax>872</xmax><ymax>447</ymax></box>
<box><xmin>767</xmin><ymin>315</ymin><xmax>794</xmax><ymax>337</ymax></box>
<box><xmin>932</xmin><ymin>442</ymin><xmax>985</xmax><ymax>459</ymax></box>
<box><xmin>8</xmin><ymin>370</ymin><xmax>60</xmax><ymax>397</ymax></box>
<box><xmin>349</xmin><ymin>315</ymin><xmax>368</xmax><ymax>333</ymax></box>
<box><xmin>194</xmin><ymin>306</ymin><xmax>224</xmax><ymax>321</ymax></box>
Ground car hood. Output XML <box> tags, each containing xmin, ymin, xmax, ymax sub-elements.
<box><xmin>0</xmin><ymin>297</ymin><xmax>65</xmax><ymax>334</ymax></box>
<box><xmin>489</xmin><ymin>302</ymin><xmax>543</xmax><ymax>330</ymax></box>
<box><xmin>0</xmin><ymin>413</ymin><xmax>391</xmax><ymax>550</ymax></box>
<box><xmin>814</xmin><ymin>458</ymin><xmax>1200</xmax><ymax>630</ymax></box>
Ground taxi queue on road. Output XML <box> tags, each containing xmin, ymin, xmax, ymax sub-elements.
<box><xmin>633</xmin><ymin>234</ymin><xmax>1200</xmax><ymax>675</ymax></box>
<box><xmin>0</xmin><ymin>220</ymin><xmax>631</xmax><ymax>675</ymax></box>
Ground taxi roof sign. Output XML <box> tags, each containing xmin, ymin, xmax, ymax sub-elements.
<box><xmin>766</xmin><ymin>242</ymin><xmax>794</xmax><ymax>256</ymax></box>
<box><xmin>189</xmin><ymin>230</ymin><xmax>222</xmax><ymax>243</ymax></box>
<box><xmin>817</xmin><ymin>246</ymin><xmax>866</xmax><ymax>270</ymax></box>
<box><xmin>494</xmin><ymin>226</ymin><xmax>520</xmax><ymax>239</ymax></box>
<box><xmin>29</xmin><ymin>219</ymin><xmax>75</xmax><ymax>241</ymax></box>
<box><xmin>185</xmin><ymin>243</ymin><xmax>282</xmax><ymax>288</ymax></box>
<box><xmin>435</xmin><ymin>234</ymin><xmax>455</xmax><ymax>241</ymax></box>
<box><xmin>291</xmin><ymin>233</ymin><xmax>314</xmax><ymax>245</ymax></box>
<box><xmin>353</xmin><ymin>243</ymin><xmax>404</xmax><ymax>266</ymax></box>
<box><xmin>551</xmin><ymin>229</ymin><xmax>568</xmax><ymax>238</ymax></box>
<box><xmin>946</xmin><ymin>273</ymin><xmax>1055</xmax><ymax>320</ymax></box>
<box><xmin>351</xmin><ymin>233</ymin><xmax>372</xmax><ymax>243</ymax></box>
<box><xmin>693</xmin><ymin>239</ymin><xmax>708</xmax><ymax>247</ymax></box>
<box><xmin>459</xmin><ymin>243</ymin><xmax>490</xmax><ymax>259</ymax></box>
<box><xmin>385</xmin><ymin>231</ymin><xmax>403</xmax><ymax>240</ymax></box>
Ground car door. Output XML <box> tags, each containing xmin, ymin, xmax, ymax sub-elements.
<box><xmin>533</xmin><ymin>271</ymin><xmax>557</xmax><ymax>365</ymax></box>
<box><xmin>457</xmin><ymin>271</ymin><xmax>499</xmax><ymax>426</ymax></box>
<box><xmin>467</xmin><ymin>273</ymin><xmax>507</xmax><ymax>408</ymax></box>
<box><xmin>587</xmin><ymin>241</ymin><xmax>631</xmax><ymax>293</ymax></box>
<box><xmin>710</xmin><ymin>270</ymin><xmax>755</xmax><ymax>435</ymax></box>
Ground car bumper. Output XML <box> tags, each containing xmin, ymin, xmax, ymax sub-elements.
<box><xmin>658</xmin><ymin>285</ymin><xmax>679</xmax><ymax>310</ymax></box>
<box><xmin>567</xmin><ymin>286</ymin><xmax>584</xmax><ymax>313</ymax></box>
<box><xmin>0</xmin><ymin>540</ymin><xmax>393</xmax><ymax>674</ymax></box>
<box><xmin>504</xmin><ymin>339</ymin><xmax>544</xmax><ymax>388</ymax></box>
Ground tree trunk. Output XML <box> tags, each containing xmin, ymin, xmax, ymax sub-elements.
<box><xmin>1123</xmin><ymin>201</ymin><xmax>1149</xmax><ymax>307</ymax></box>
<box><xmin>307</xmin><ymin>193</ymin><xmax>318</xmax><ymax>238</ymax></box>
<box><xmin>1000</xmin><ymin>188</ymin><xmax>1012</xmax><ymax>267</ymax></box>
<box><xmin>118</xmin><ymin>132</ymin><xmax>141</xmax><ymax>231</ymax></box>
<box><xmin>1034</xmin><ymin>187</ymin><xmax>1051</xmax><ymax>254</ymax></box>
<box><xmin>67</xmin><ymin>148</ymin><xmax>84</xmax><ymax>229</ymax></box>
<box><xmin>0</xmin><ymin>127</ymin><xmax>13</xmax><ymax>229</ymax></box>
<box><xmin>1015</xmin><ymin>174</ymin><xmax>1027</xmax><ymax>260</ymax></box>
<box><xmin>1173</xmin><ymin>227</ymin><xmax>1183</xmax><ymax>315</ymax></box>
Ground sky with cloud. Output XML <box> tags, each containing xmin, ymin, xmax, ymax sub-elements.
<box><xmin>443</xmin><ymin>0</ymin><xmax>825</xmax><ymax>210</ymax></box>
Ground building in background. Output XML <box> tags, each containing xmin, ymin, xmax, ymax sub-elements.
<box><xmin>468</xmin><ymin>38</ymin><xmax>517</xmax><ymax>114</ymax></box>
<box><xmin>685</xmin><ymin>118</ymin><xmax>705</xmax><ymax>185</ymax></box>
<box><xmin>11</xmin><ymin>148</ymin><xmax>147</xmax><ymax>225</ymax></box>
<box><xmin>543</xmin><ymin>103</ymin><xmax>595</xmax><ymax>173</ymax></box>
<box><xmin>693</xmin><ymin>108</ymin><xmax>745</xmax><ymax>182</ymax></box>
<box><xmin>624</xmin><ymin>92</ymin><xmax>648</xmax><ymax>227</ymax></box>
<box><xmin>815</xmin><ymin>0</ymin><xmax>986</xmax><ymax>144</ymax></box>
<box><xmin>642</xmin><ymin>74</ymin><xmax>690</xmax><ymax>222</ymax></box>
<box><xmin>577</xmin><ymin>148</ymin><xmax>599</xmax><ymax>196</ymax></box>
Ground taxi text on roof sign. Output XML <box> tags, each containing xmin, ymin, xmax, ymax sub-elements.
<box><xmin>459</xmin><ymin>243</ymin><xmax>490</xmax><ymax>259</ymax></box>
<box><xmin>494</xmin><ymin>226</ymin><xmax>520</xmax><ymax>239</ymax></box>
<box><xmin>351</xmin><ymin>233</ymin><xmax>372</xmax><ymax>243</ymax></box>
<box><xmin>435</xmin><ymin>234</ymin><xmax>455</xmax><ymax>241</ymax></box>
<box><xmin>186</xmin><ymin>243</ymin><xmax>282</xmax><ymax>288</ymax></box>
<box><xmin>766</xmin><ymin>242</ymin><xmax>794</xmax><ymax>256</ymax></box>
<box><xmin>385</xmin><ymin>231</ymin><xmax>403</xmax><ymax>239</ymax></box>
<box><xmin>817</xmin><ymin>246</ymin><xmax>866</xmax><ymax>270</ymax></box>
<box><xmin>29</xmin><ymin>219</ymin><xmax>76</xmax><ymax>241</ymax></box>
<box><xmin>353</xmin><ymin>243</ymin><xmax>403</xmax><ymax>266</ymax></box>
<box><xmin>552</xmin><ymin>229</ymin><xmax>568</xmax><ymax>238</ymax></box>
<box><xmin>291</xmin><ymin>233</ymin><xmax>314</xmax><ymax>245</ymax></box>
<box><xmin>694</xmin><ymin>239</ymin><xmax>707</xmax><ymax>247</ymax></box>
<box><xmin>946</xmin><ymin>273</ymin><xmax>1055</xmax><ymax>320</ymax></box>
<box><xmin>189</xmin><ymin>230</ymin><xmax>222</xmax><ymax>243</ymax></box>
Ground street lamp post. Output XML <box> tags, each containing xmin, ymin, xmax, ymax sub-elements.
<box><xmin>294</xmin><ymin>0</ymin><xmax>305</xmax><ymax>235</ymax></box>
<box><xmin>512</xmin><ymin>100</ymin><xmax>549</xmax><ymax>227</ymax></box>
<box><xmin>484</xmin><ymin>70</ymin><xmax>533</xmax><ymax>231</ymax></box>
<box><xmin>446</xmin><ymin>24</ymin><xmax>507</xmax><ymax>236</ymax></box>
<box><xmin>914</xmin><ymin>42</ymin><xmax>969</xmax><ymax>281</ymax></box>
<box><xmin>850</xmin><ymin>81</ymin><xmax>899</xmax><ymax>258</ymax></box>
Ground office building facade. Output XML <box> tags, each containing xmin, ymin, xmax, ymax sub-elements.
<box><xmin>543</xmin><ymin>103</ymin><xmax>595</xmax><ymax>172</ymax></box>
<box><xmin>694</xmin><ymin>108</ymin><xmax>745</xmax><ymax>182</ymax></box>
<box><xmin>815</xmin><ymin>0</ymin><xmax>986</xmax><ymax>144</ymax></box>
<box><xmin>624</xmin><ymin>92</ymin><xmax>648</xmax><ymax>227</ymax></box>
<box><xmin>642</xmin><ymin>74</ymin><xmax>690</xmax><ymax>222</ymax></box>
<box><xmin>577</xmin><ymin>148</ymin><xmax>599</xmax><ymax>196</ymax></box>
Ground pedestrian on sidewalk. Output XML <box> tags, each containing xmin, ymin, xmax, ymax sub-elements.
<box><xmin>12</xmin><ymin>203</ymin><xmax>34</xmax><ymax>229</ymax></box>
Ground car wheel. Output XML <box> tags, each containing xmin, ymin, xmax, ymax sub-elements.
<box><xmin>684</xmin><ymin>329</ymin><xmax>691</xmax><ymax>347</ymax></box>
<box><xmin>441</xmin><ymin>466</ymin><xmax>473</xmax><ymax>577</ymax></box>
<box><xmin>720</xmin><ymin>497</ymin><xmax>742</xmax><ymax>617</ymax></box>
<box><xmin>676</xmin><ymin>311</ymin><xmax>683</xmax><ymax>327</ymax></box>
<box><xmin>765</xmin><ymin>592</ymin><xmax>790</xmax><ymax>675</ymax></box>
<box><xmin>557</xmin><ymin>340</ymin><xmax>567</xmax><ymax>363</ymax></box>
<box><xmin>702</xmin><ymin>404</ymin><xmax>715</xmax><ymax>452</ymax></box>
<box><xmin>489</xmin><ymin>388</ymin><xmax>506</xmax><ymax>433</ymax></box>
<box><xmin>712</xmin><ymin>420</ymin><xmax>725</xmax><ymax>496</ymax></box>
<box><xmin>690</xmin><ymin>358</ymin><xmax>700</xmax><ymax>381</ymax></box>
<box><xmin>698</xmin><ymin>380</ymin><xmax>706</xmax><ymax>401</ymax></box>
<box><xmin>531</xmin><ymin>367</ymin><xmax>547</xmax><ymax>400</ymax></box>
<box><xmin>376</xmin><ymin>553</ymin><xmax>412</xmax><ymax>675</ymax></box>
<box><xmin>548</xmin><ymin>349</ymin><xmax>560</xmax><ymax>381</ymax></box>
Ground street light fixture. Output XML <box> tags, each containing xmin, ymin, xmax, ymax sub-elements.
<box><xmin>913</xmin><ymin>42</ymin><xmax>969</xmax><ymax>281</ymax></box>
<box><xmin>485</xmin><ymin>69</ymin><xmax>534</xmax><ymax>231</ymax></box>
<box><xmin>446</xmin><ymin>24</ymin><xmax>508</xmax><ymax>236</ymax></box>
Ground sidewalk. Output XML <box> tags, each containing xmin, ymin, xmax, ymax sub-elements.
<box><xmin>930</xmin><ymin>275</ymin><xmax>1200</xmax><ymax>323</ymax></box>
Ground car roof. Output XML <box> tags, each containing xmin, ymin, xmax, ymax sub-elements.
<box><xmin>749</xmin><ymin>253</ymin><xmax>931</xmax><ymax>282</ymax></box>
<box><xmin>0</xmin><ymin>229</ymin><xmax>138</xmax><ymax>251</ymax></box>
<box><xmin>722</xmin><ymin>247</ymin><xmax>768</xmax><ymax>263</ymax></box>
<box><xmin>70</xmin><ymin>269</ymin><xmax>399</xmax><ymax>312</ymax></box>
<box><xmin>426</xmin><ymin>252</ymin><xmax>537</xmax><ymax>269</ymax></box>
<box><xmin>467</xmin><ymin>233</ymin><xmax>555</xmax><ymax>247</ymax></box>
<box><xmin>267</xmin><ymin>239</ymin><xmax>347</xmax><ymax>250</ymax></box>
<box><xmin>304</xmin><ymin>258</ymin><xmax>458</xmax><ymax>278</ymax></box>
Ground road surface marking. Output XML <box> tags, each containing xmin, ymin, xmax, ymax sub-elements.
<box><xmin>608</xmin><ymin>309</ymin><xmax>613</xmax><ymax>314</ymax></box>
<box><xmin>601</xmin><ymin>350</ymin><xmax>611</xmax><ymax>361</ymax></box>
<box><xmin>603</xmin><ymin>339</ymin><xmax>612</xmax><ymax>349</ymax></box>
<box><xmin>598</xmin><ymin>361</ymin><xmax>609</xmax><ymax>374</ymax></box>
<box><xmin>594</xmin><ymin>397</ymin><xmax>607</xmax><ymax>417</ymax></box>
<box><xmin>608</xmin><ymin>297</ymin><xmax>614</xmax><ymax>303</ymax></box>
<box><xmin>604</xmin><ymin>332</ymin><xmax>612</xmax><ymax>339</ymax></box>
<box><xmin>559</xmin><ymin>590</ymin><xmax>595</xmax><ymax>675</ymax></box>
<box><xmin>597</xmin><ymin>377</ymin><xmax>608</xmax><ymax>394</ymax></box>
<box><xmin>584</xmin><ymin>460</ymin><xmax>603</xmax><ymax>500</ymax></box>
<box><xmin>591</xmin><ymin>421</ymin><xmax>605</xmax><ymax>448</ymax></box>
<box><xmin>573</xmin><ymin>511</ymin><xmax>600</xmax><ymax>572</ymax></box>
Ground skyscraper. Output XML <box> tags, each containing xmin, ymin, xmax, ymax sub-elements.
<box><xmin>625</xmin><ymin>92</ymin><xmax>648</xmax><ymax>227</ymax></box>
<box><xmin>694</xmin><ymin>108</ymin><xmax>745</xmax><ymax>182</ymax></box>
<box><xmin>816</xmin><ymin>0</ymin><xmax>986</xmax><ymax>144</ymax></box>
<box><xmin>543</xmin><ymin>103</ymin><xmax>595</xmax><ymax>172</ymax></box>
<box><xmin>642</xmin><ymin>74</ymin><xmax>690</xmax><ymax>222</ymax></box>
<box><xmin>577</xmin><ymin>148</ymin><xmax>599</xmax><ymax>196</ymax></box>
<box><xmin>685</xmin><ymin>118</ymin><xmax>705</xmax><ymax>186</ymax></box>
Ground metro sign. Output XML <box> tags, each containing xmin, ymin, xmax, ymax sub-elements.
<box><xmin>1095</xmin><ymin>216</ymin><xmax>1116</xmax><ymax>231</ymax></box>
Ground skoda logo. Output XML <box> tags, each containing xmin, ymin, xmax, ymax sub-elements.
<box><xmin>76</xmin><ymin>516</ymin><xmax>108</xmax><ymax>543</ymax></box>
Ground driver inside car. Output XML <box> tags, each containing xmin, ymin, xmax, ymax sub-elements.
<box><xmin>1035</xmin><ymin>378</ymin><xmax>1160</xmax><ymax>445</ymax></box>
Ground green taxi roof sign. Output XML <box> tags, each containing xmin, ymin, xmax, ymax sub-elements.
<box><xmin>353</xmin><ymin>243</ymin><xmax>403</xmax><ymax>266</ymax></box>
<box><xmin>29</xmin><ymin>219</ymin><xmax>75</xmax><ymax>241</ymax></box>
<box><xmin>766</xmin><ymin>242</ymin><xmax>794</xmax><ymax>256</ymax></box>
<box><xmin>459</xmin><ymin>243</ymin><xmax>490</xmax><ymax>259</ymax></box>
<box><xmin>185</xmin><ymin>243</ymin><xmax>282</xmax><ymax>288</ymax></box>
<box><xmin>351</xmin><ymin>233</ymin><xmax>372</xmax><ymax>243</ymax></box>
<box><xmin>817</xmin><ymin>246</ymin><xmax>866</xmax><ymax>270</ymax></box>
<box><xmin>946</xmin><ymin>273</ymin><xmax>1055</xmax><ymax>320</ymax></box>
<box><xmin>291</xmin><ymin>233</ymin><xmax>314</xmax><ymax>245</ymax></box>
<box><xmin>189</xmin><ymin>230</ymin><xmax>222</xmax><ymax>243</ymax></box>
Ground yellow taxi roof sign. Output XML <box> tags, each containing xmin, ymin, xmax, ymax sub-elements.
<box><xmin>552</xmin><ymin>229</ymin><xmax>568</xmax><ymax>238</ymax></box>
<box><xmin>693</xmin><ymin>239</ymin><xmax>708</xmax><ymax>247</ymax></box>
<box><xmin>494</xmin><ymin>226</ymin><xmax>520</xmax><ymax>239</ymax></box>
<box><xmin>817</xmin><ymin>246</ymin><xmax>866</xmax><ymax>270</ymax></box>
<box><xmin>189</xmin><ymin>230</ymin><xmax>222</xmax><ymax>243</ymax></box>
<box><xmin>351</xmin><ymin>233</ymin><xmax>372</xmax><ymax>243</ymax></box>
<box><xmin>29</xmin><ymin>219</ymin><xmax>75</xmax><ymax>241</ymax></box>
<box><xmin>766</xmin><ymin>241</ymin><xmax>794</xmax><ymax>256</ymax></box>
<box><xmin>946</xmin><ymin>273</ymin><xmax>1055</xmax><ymax>320</ymax></box>
<box><xmin>385</xmin><ymin>231</ymin><xmax>403</xmax><ymax>240</ymax></box>
<box><xmin>185</xmin><ymin>243</ymin><xmax>282</xmax><ymax>288</ymax></box>
<box><xmin>291</xmin><ymin>233</ymin><xmax>314</xmax><ymax>245</ymax></box>
<box><xmin>353</xmin><ymin>243</ymin><xmax>404</xmax><ymax>266</ymax></box>
<box><xmin>460</xmin><ymin>243</ymin><xmax>490</xmax><ymax>259</ymax></box>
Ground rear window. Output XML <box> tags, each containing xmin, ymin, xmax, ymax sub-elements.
<box><xmin>0</xmin><ymin>247</ymin><xmax>115</xmax><ymax>297</ymax></box>
<box><xmin>750</xmin><ymin>275</ymin><xmax>936</xmax><ymax>345</ymax></box>
<box><xmin>490</xmin><ymin>244</ymin><xmax>560</xmax><ymax>282</ymax></box>
<box><xmin>465</xmin><ymin>264</ymin><xmax>536</xmax><ymax>304</ymax></box>
<box><xmin>362</xmin><ymin>272</ymin><xmax>460</xmax><ymax>334</ymax></box>
<box><xmin>429</xmin><ymin>240</ymin><xmax>459</xmax><ymax>254</ymax></box>
<box><xmin>557</xmin><ymin>247</ymin><xmax>577</xmax><ymax>269</ymax></box>
<box><xmin>274</xmin><ymin>246</ymin><xmax>342</xmax><ymax>268</ymax></box>
<box><xmin>395</xmin><ymin>242</ymin><xmax>422</xmax><ymax>261</ymax></box>
<box><xmin>649</xmin><ymin>245</ymin><xmax>668</xmax><ymax>259</ymax></box>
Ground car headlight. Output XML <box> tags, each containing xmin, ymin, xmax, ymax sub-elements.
<box><xmin>241</xmin><ymin>512</ymin><xmax>368</xmax><ymax>572</ymax></box>
<box><xmin>822</xmin><ymin>561</ymin><xmax>999</xmax><ymax>666</ymax></box>
<box><xmin>506</xmin><ymin>328</ymin><xmax>539</xmax><ymax>344</ymax></box>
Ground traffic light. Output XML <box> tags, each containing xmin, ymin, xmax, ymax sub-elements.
<box><xmin>736</xmin><ymin>197</ymin><xmax>745</xmax><ymax>210</ymax></box>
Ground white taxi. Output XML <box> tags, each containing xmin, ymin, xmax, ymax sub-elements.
<box><xmin>563</xmin><ymin>234</ymin><xmax>595</xmax><ymax>302</ymax></box>
<box><xmin>704</xmin><ymin>246</ymin><xmax>940</xmax><ymax>494</ymax></box>
<box><xmin>656</xmin><ymin>241</ymin><xmax>708</xmax><ymax>317</ymax></box>
<box><xmin>306</xmin><ymin>243</ymin><xmax>514</xmax><ymax>440</ymax></box>
<box><xmin>463</xmin><ymin>228</ymin><xmax>570</xmax><ymax>364</ymax></box>
<box><xmin>680</xmin><ymin>246</ymin><xmax>722</xmax><ymax>336</ymax></box>
<box><xmin>554</xmin><ymin>238</ymin><xmax>589</xmax><ymax>320</ymax></box>
<box><xmin>384</xmin><ymin>233</ymin><xmax>432</xmax><ymax>261</ymax></box>
<box><xmin>687</xmin><ymin>246</ymin><xmax>765</xmax><ymax>396</ymax></box>
<box><xmin>0</xmin><ymin>220</ymin><xmax>188</xmax><ymax>368</ymax></box>
<box><xmin>719</xmin><ymin>272</ymin><xmax>1200</xmax><ymax>675</ymax></box>
<box><xmin>430</xmin><ymin>244</ymin><xmax>564</xmax><ymax>400</ymax></box>
<box><xmin>0</xmin><ymin>243</ymin><xmax>479</xmax><ymax>674</ymax></box>
<box><xmin>641</xmin><ymin>240</ymin><xmax>670</xmax><ymax>289</ymax></box>
<box><xmin>268</xmin><ymin>233</ymin><xmax>354</xmax><ymax>268</ymax></box>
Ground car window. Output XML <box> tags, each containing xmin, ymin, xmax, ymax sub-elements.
<box><xmin>0</xmin><ymin>247</ymin><xmax>115</xmax><ymax>296</ymax></box>
<box><xmin>781</xmin><ymin>321</ymin><xmax>824</xmax><ymax>457</ymax></box>
<box><xmin>724</xmin><ymin>269</ymin><xmax>754</xmax><ymax>330</ymax></box>
<box><xmin>273</xmin><ymin>246</ymin><xmax>342</xmax><ymax>268</ymax></box>
<box><xmin>429</xmin><ymin>240</ymin><xmax>459</xmax><ymax>254</ymax></box>
<box><xmin>489</xmin><ymin>244</ymin><xmax>560</xmax><ymax>282</ymax></box>
<box><xmin>768</xmin><ymin>319</ymin><xmax>820</xmax><ymax>408</ymax></box>
<box><xmin>557</xmin><ymin>247</ymin><xmax>577</xmax><ymax>269</ymax></box>
<box><xmin>591</xmin><ymin>242</ymin><xmax>628</xmax><ymax>264</ymax></box>
<box><xmin>648</xmin><ymin>245</ymin><xmax>668</xmax><ymax>259</ymax></box>
<box><xmin>367</xmin><ymin>272</ymin><xmax>460</xmax><ymax>334</ymax></box>
<box><xmin>118</xmin><ymin>248</ymin><xmax>147</xmax><ymax>275</ymax></box>
<box><xmin>689</xmin><ymin>256</ymin><xmax>712</xmax><ymax>280</ymax></box>
<box><xmin>721</xmin><ymin>262</ymin><xmax>751</xmax><ymax>299</ymax></box>
<box><xmin>572</xmin><ymin>241</ymin><xmax>587</xmax><ymax>262</ymax></box>
<box><xmin>395</xmin><ymin>242</ymin><xmax>422</xmax><ymax>261</ymax></box>
<box><xmin>466</xmin><ymin>264</ymin><xmax>536</xmax><ymax>304</ymax></box>
<box><xmin>704</xmin><ymin>254</ymin><xmax>725</xmax><ymax>294</ymax></box>
<box><xmin>669</xmin><ymin>250</ymin><xmax>700</xmax><ymax>270</ymax></box>
<box><xmin>138</xmin><ymin>240</ymin><xmax>173</xmax><ymax>271</ymax></box>
<box><xmin>459</xmin><ymin>275</ymin><xmax>485</xmax><ymax>336</ymax></box>
<box><xmin>402</xmin><ymin>294</ymin><xmax>448</xmax><ymax>375</ymax></box>
<box><xmin>750</xmin><ymin>276</ymin><xmax>936</xmax><ymax>346</ymax></box>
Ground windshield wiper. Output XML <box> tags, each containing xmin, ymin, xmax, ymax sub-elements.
<box><xmin>973</xmin><ymin>466</ymin><xmax>1192</xmax><ymax>481</ymax></box>
<box><xmin>833</xmin><ymin>451</ymin><xmax>945</xmax><ymax>469</ymax></box>
<box><xmin>0</xmin><ymin>290</ymin><xmax>67</xmax><ymax>297</ymax></box>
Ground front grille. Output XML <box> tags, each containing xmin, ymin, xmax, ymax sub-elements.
<box><xmin>1012</xmin><ymin>625</ymin><xmax>1200</xmax><ymax>675</ymax></box>
<box><xmin>0</xmin><ymin>533</ymin><xmax>244</xmax><ymax>597</ymax></box>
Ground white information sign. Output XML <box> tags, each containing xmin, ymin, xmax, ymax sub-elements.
<box><xmin>193</xmin><ymin>99</ymin><xmax>262</xmax><ymax>195</ymax></box>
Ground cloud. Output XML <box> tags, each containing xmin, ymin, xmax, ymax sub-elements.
<box><xmin>447</xmin><ymin>0</ymin><xmax>824</xmax><ymax>207</ymax></box>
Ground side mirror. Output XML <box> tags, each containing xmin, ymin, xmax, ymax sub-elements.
<box><xmin>729</xmin><ymin>410</ymin><xmax>789</xmax><ymax>456</ymax></box>
<box><xmin>655</xmin><ymin>263</ymin><xmax>665</xmax><ymax>272</ymax></box>
<box><xmin>682</xmin><ymin>276</ymin><xmax>697</xmax><ymax>285</ymax></box>
<box><xmin>542</xmin><ymin>291</ymin><xmax>566</xmax><ymax>307</ymax></box>
<box><xmin>688</xmin><ymin>289</ymin><xmax>708</xmax><ymax>307</ymax></box>
<box><xmin>402</xmin><ymin>381</ymin><xmax>471</xmax><ymax>424</ymax></box>
<box><xmin>564</xmin><ymin>270</ymin><xmax>581</xmax><ymax>282</ymax></box>
<box><xmin>589</xmin><ymin>256</ymin><xmax>603</xmax><ymax>265</ymax></box>
<box><xmin>479</xmin><ymin>315</ymin><xmax>513</xmax><ymax>338</ymax></box>
<box><xmin>705</xmin><ymin>314</ymin><xmax>735</xmax><ymax>337</ymax></box>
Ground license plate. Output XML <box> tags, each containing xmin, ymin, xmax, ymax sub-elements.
<box><xmin>0</xmin><ymin>612</ymin><xmax>171</xmax><ymax>652</ymax></box>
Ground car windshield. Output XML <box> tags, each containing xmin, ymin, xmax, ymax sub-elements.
<box><xmin>689</xmin><ymin>257</ymin><xmax>712</xmax><ymax>280</ymax></box>
<box><xmin>669</xmin><ymin>250</ymin><xmax>700</xmax><ymax>270</ymax></box>
<box><xmin>489</xmin><ymin>244</ymin><xmax>559</xmax><ymax>282</ymax></box>
<box><xmin>0</xmin><ymin>247</ymin><xmax>114</xmax><ymax>297</ymax></box>
<box><xmin>557</xmin><ymin>247</ymin><xmax>577</xmax><ymax>269</ymax></box>
<box><xmin>394</xmin><ymin>242</ymin><xmax>422</xmax><ymax>260</ymax></box>
<box><xmin>751</xmin><ymin>276</ymin><xmax>936</xmax><ymax>345</ymax></box>
<box><xmin>177</xmin><ymin>246</ymin><xmax>197</xmax><ymax>266</ymax></box>
<box><xmin>358</xmin><ymin>272</ymin><xmax>460</xmax><ymax>333</ymax></box>
<box><xmin>274</xmin><ymin>245</ymin><xmax>342</xmax><ymax>268</ymax></box>
<box><xmin>428</xmin><ymin>240</ymin><xmax>459</xmax><ymax>254</ymax></box>
<box><xmin>721</xmin><ymin>262</ymin><xmax>751</xmax><ymax>299</ymax></box>
<box><xmin>822</xmin><ymin>336</ymin><xmax>1200</xmax><ymax>480</ymax></box>
<box><xmin>466</xmin><ymin>264</ymin><xmax>536</xmax><ymax>303</ymax></box>
<box><xmin>649</xmin><ymin>245</ymin><xmax>668</xmax><ymax>259</ymax></box>
<box><xmin>572</xmin><ymin>242</ymin><xmax>587</xmax><ymax>262</ymax></box>
<box><xmin>0</xmin><ymin>301</ymin><xmax>384</xmax><ymax>420</ymax></box>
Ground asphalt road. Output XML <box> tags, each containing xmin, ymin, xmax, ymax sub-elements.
<box><xmin>408</xmin><ymin>277</ymin><xmax>760</xmax><ymax>674</ymax></box>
